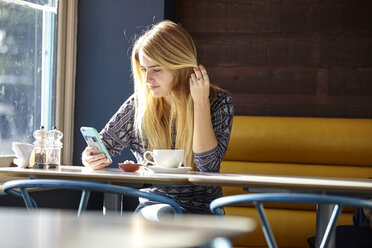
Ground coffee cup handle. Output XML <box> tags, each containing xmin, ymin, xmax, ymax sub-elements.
<box><xmin>143</xmin><ymin>151</ymin><xmax>155</xmax><ymax>166</ymax></box>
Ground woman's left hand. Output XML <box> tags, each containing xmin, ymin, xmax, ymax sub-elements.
<box><xmin>190</xmin><ymin>64</ymin><xmax>210</xmax><ymax>105</ymax></box>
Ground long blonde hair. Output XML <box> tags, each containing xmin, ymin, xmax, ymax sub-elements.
<box><xmin>131</xmin><ymin>20</ymin><xmax>197</xmax><ymax>168</ymax></box>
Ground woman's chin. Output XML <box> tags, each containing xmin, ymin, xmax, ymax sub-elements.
<box><xmin>150</xmin><ymin>93</ymin><xmax>162</xmax><ymax>98</ymax></box>
<box><xmin>150</xmin><ymin>91</ymin><xmax>164</xmax><ymax>98</ymax></box>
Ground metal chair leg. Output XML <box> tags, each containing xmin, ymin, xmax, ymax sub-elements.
<box><xmin>254</xmin><ymin>202</ymin><xmax>278</xmax><ymax>248</ymax></box>
<box><xmin>78</xmin><ymin>190</ymin><xmax>91</xmax><ymax>217</ymax></box>
<box><xmin>20</xmin><ymin>187</ymin><xmax>37</xmax><ymax>210</ymax></box>
<box><xmin>319</xmin><ymin>204</ymin><xmax>343</xmax><ymax>248</ymax></box>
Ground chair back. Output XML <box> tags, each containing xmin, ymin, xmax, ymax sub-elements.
<box><xmin>3</xmin><ymin>179</ymin><xmax>183</xmax><ymax>217</ymax></box>
<box><xmin>210</xmin><ymin>193</ymin><xmax>372</xmax><ymax>248</ymax></box>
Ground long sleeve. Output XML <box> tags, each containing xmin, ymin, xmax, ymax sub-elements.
<box><xmin>99</xmin><ymin>94</ymin><xmax>136</xmax><ymax>158</ymax></box>
<box><xmin>193</xmin><ymin>91</ymin><xmax>234</xmax><ymax>172</ymax></box>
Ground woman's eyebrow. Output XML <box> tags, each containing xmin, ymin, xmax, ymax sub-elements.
<box><xmin>141</xmin><ymin>65</ymin><xmax>161</xmax><ymax>69</ymax></box>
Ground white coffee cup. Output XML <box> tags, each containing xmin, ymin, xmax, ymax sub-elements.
<box><xmin>143</xmin><ymin>149</ymin><xmax>184</xmax><ymax>168</ymax></box>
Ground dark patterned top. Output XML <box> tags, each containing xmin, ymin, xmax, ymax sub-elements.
<box><xmin>100</xmin><ymin>90</ymin><xmax>234</xmax><ymax>212</ymax></box>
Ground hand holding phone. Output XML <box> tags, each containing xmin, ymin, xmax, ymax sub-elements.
<box><xmin>80</xmin><ymin>127</ymin><xmax>112</xmax><ymax>166</ymax></box>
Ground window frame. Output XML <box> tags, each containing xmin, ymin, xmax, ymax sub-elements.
<box><xmin>0</xmin><ymin>0</ymin><xmax>78</xmax><ymax>166</ymax></box>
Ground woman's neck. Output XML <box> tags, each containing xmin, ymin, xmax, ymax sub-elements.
<box><xmin>163</xmin><ymin>95</ymin><xmax>172</xmax><ymax>107</ymax></box>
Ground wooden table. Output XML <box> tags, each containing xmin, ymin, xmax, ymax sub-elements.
<box><xmin>1</xmin><ymin>166</ymin><xmax>371</xmax><ymax>247</ymax></box>
<box><xmin>0</xmin><ymin>165</ymin><xmax>192</xmax><ymax>185</ymax></box>
<box><xmin>187</xmin><ymin>172</ymin><xmax>372</xmax><ymax>194</ymax></box>
<box><xmin>2</xmin><ymin>166</ymin><xmax>370</xmax><ymax>193</ymax></box>
<box><xmin>0</xmin><ymin>207</ymin><xmax>256</xmax><ymax>248</ymax></box>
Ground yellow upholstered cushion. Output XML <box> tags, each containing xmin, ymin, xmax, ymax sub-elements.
<box><xmin>225</xmin><ymin>116</ymin><xmax>372</xmax><ymax>166</ymax></box>
<box><xmin>221</xmin><ymin>116</ymin><xmax>371</xmax><ymax>247</ymax></box>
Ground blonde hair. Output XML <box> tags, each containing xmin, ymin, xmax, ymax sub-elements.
<box><xmin>131</xmin><ymin>20</ymin><xmax>218</xmax><ymax>170</ymax></box>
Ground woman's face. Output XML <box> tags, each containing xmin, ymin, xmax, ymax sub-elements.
<box><xmin>139</xmin><ymin>51</ymin><xmax>175</xmax><ymax>104</ymax></box>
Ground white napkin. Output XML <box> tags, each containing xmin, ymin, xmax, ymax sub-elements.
<box><xmin>11</xmin><ymin>142</ymin><xmax>34</xmax><ymax>168</ymax></box>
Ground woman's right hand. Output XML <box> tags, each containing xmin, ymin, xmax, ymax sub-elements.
<box><xmin>82</xmin><ymin>146</ymin><xmax>111</xmax><ymax>170</ymax></box>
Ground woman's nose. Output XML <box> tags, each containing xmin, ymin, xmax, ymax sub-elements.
<box><xmin>145</xmin><ymin>71</ymin><xmax>153</xmax><ymax>83</ymax></box>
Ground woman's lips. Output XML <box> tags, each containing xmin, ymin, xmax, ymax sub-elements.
<box><xmin>149</xmin><ymin>85</ymin><xmax>159</xmax><ymax>90</ymax></box>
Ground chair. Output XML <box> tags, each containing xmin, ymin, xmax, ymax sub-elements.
<box><xmin>3</xmin><ymin>179</ymin><xmax>183</xmax><ymax>217</ymax></box>
<box><xmin>210</xmin><ymin>193</ymin><xmax>372</xmax><ymax>248</ymax></box>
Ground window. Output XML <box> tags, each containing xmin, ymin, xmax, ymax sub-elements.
<box><xmin>0</xmin><ymin>0</ymin><xmax>77</xmax><ymax>164</ymax></box>
<box><xmin>0</xmin><ymin>0</ymin><xmax>57</xmax><ymax>155</ymax></box>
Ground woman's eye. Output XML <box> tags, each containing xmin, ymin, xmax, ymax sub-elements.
<box><xmin>153</xmin><ymin>69</ymin><xmax>160</xmax><ymax>73</ymax></box>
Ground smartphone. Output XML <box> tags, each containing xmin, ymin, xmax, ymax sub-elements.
<box><xmin>80</xmin><ymin>127</ymin><xmax>112</xmax><ymax>163</ymax></box>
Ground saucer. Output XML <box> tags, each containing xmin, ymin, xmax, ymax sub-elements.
<box><xmin>147</xmin><ymin>166</ymin><xmax>191</xmax><ymax>174</ymax></box>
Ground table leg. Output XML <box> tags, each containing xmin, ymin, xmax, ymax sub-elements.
<box><xmin>103</xmin><ymin>193</ymin><xmax>122</xmax><ymax>215</ymax></box>
<box><xmin>316</xmin><ymin>203</ymin><xmax>336</xmax><ymax>248</ymax></box>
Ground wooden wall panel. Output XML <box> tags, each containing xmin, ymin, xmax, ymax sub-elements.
<box><xmin>208</xmin><ymin>68</ymin><xmax>317</xmax><ymax>95</ymax></box>
<box><xmin>193</xmin><ymin>33</ymin><xmax>372</xmax><ymax>67</ymax></box>
<box><xmin>176</xmin><ymin>0</ymin><xmax>372</xmax><ymax>118</ymax></box>
<box><xmin>177</xmin><ymin>0</ymin><xmax>372</xmax><ymax>33</ymax></box>
<box><xmin>328</xmin><ymin>71</ymin><xmax>372</xmax><ymax>96</ymax></box>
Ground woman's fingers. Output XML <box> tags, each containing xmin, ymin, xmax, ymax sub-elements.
<box><xmin>91</xmin><ymin>161</ymin><xmax>110</xmax><ymax>170</ymax></box>
<box><xmin>191</xmin><ymin>65</ymin><xmax>209</xmax><ymax>83</ymax></box>
<box><xmin>85</xmin><ymin>155</ymin><xmax>108</xmax><ymax>170</ymax></box>
<box><xmin>199</xmin><ymin>64</ymin><xmax>208</xmax><ymax>80</ymax></box>
<box><xmin>84</xmin><ymin>146</ymin><xmax>97</xmax><ymax>155</ymax></box>
<box><xmin>190</xmin><ymin>73</ymin><xmax>198</xmax><ymax>83</ymax></box>
<box><xmin>82</xmin><ymin>146</ymin><xmax>109</xmax><ymax>170</ymax></box>
<box><xmin>86</xmin><ymin>153</ymin><xmax>106</xmax><ymax>163</ymax></box>
<box><xmin>193</xmin><ymin>67</ymin><xmax>203</xmax><ymax>81</ymax></box>
<box><xmin>89</xmin><ymin>157</ymin><xmax>110</xmax><ymax>170</ymax></box>
<box><xmin>190</xmin><ymin>64</ymin><xmax>210</xmax><ymax>104</ymax></box>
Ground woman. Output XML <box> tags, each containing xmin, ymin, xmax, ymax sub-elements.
<box><xmin>82</xmin><ymin>20</ymin><xmax>234</xmax><ymax>217</ymax></box>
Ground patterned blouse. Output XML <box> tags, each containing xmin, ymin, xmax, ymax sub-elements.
<box><xmin>99</xmin><ymin>90</ymin><xmax>234</xmax><ymax>212</ymax></box>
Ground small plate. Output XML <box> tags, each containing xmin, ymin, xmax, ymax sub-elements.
<box><xmin>147</xmin><ymin>166</ymin><xmax>191</xmax><ymax>174</ymax></box>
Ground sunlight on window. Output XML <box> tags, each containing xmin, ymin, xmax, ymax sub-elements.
<box><xmin>0</xmin><ymin>0</ymin><xmax>57</xmax><ymax>155</ymax></box>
